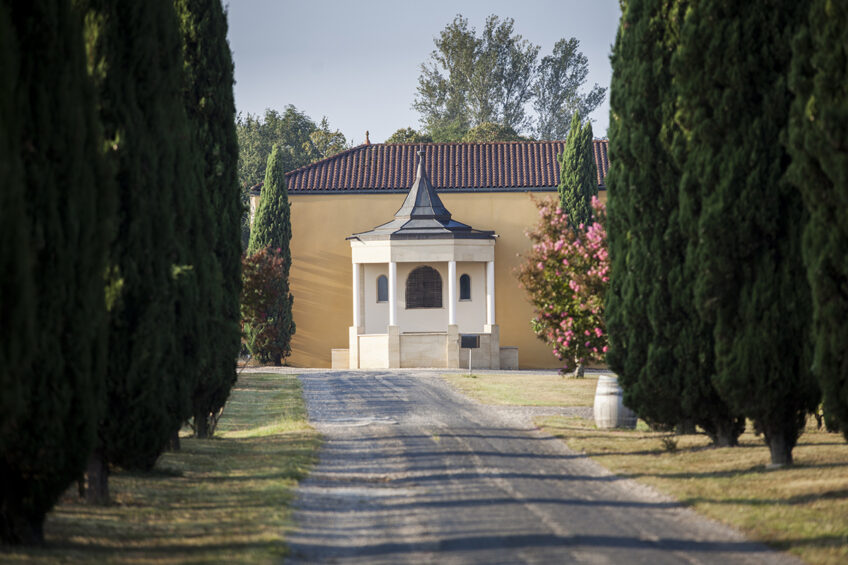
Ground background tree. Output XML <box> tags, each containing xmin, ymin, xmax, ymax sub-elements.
<box><xmin>461</xmin><ymin>122</ymin><xmax>525</xmax><ymax>143</ymax></box>
<box><xmin>175</xmin><ymin>0</ymin><xmax>242</xmax><ymax>439</ymax></box>
<box><xmin>557</xmin><ymin>112</ymin><xmax>597</xmax><ymax>229</ymax></box>
<box><xmin>414</xmin><ymin>14</ymin><xmax>605</xmax><ymax>141</ymax></box>
<box><xmin>674</xmin><ymin>0</ymin><xmax>819</xmax><ymax>465</ymax></box>
<box><xmin>534</xmin><ymin>38</ymin><xmax>607</xmax><ymax>141</ymax></box>
<box><xmin>236</xmin><ymin>106</ymin><xmax>347</xmax><ymax>247</ymax></box>
<box><xmin>246</xmin><ymin>145</ymin><xmax>295</xmax><ymax>365</ymax></box>
<box><xmin>80</xmin><ymin>0</ymin><xmax>199</xmax><ymax>501</ymax></box>
<box><xmin>0</xmin><ymin>0</ymin><xmax>114</xmax><ymax>542</ymax></box>
<box><xmin>605</xmin><ymin>0</ymin><xmax>743</xmax><ymax>446</ymax></box>
<box><xmin>385</xmin><ymin>127</ymin><xmax>433</xmax><ymax>144</ymax></box>
<box><xmin>302</xmin><ymin>116</ymin><xmax>350</xmax><ymax>163</ymax></box>
<box><xmin>787</xmin><ymin>0</ymin><xmax>848</xmax><ymax>439</ymax></box>
<box><xmin>518</xmin><ymin>197</ymin><xmax>608</xmax><ymax>378</ymax></box>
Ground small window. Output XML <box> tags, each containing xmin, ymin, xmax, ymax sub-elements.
<box><xmin>459</xmin><ymin>274</ymin><xmax>471</xmax><ymax>300</ymax></box>
<box><xmin>406</xmin><ymin>266</ymin><xmax>442</xmax><ymax>309</ymax></box>
<box><xmin>377</xmin><ymin>275</ymin><xmax>388</xmax><ymax>303</ymax></box>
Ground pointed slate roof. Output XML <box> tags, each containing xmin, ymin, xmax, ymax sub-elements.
<box><xmin>350</xmin><ymin>150</ymin><xmax>496</xmax><ymax>241</ymax></box>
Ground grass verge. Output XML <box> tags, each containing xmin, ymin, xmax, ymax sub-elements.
<box><xmin>2</xmin><ymin>372</ymin><xmax>321</xmax><ymax>564</ymax></box>
<box><xmin>540</xmin><ymin>415</ymin><xmax>848</xmax><ymax>565</ymax></box>
<box><xmin>443</xmin><ymin>371</ymin><xmax>599</xmax><ymax>407</ymax></box>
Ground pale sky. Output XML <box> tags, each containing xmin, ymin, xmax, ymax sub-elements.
<box><xmin>226</xmin><ymin>0</ymin><xmax>621</xmax><ymax>145</ymax></box>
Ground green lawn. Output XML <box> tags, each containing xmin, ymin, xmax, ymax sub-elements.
<box><xmin>443</xmin><ymin>371</ymin><xmax>599</xmax><ymax>407</ymax></box>
<box><xmin>2</xmin><ymin>372</ymin><xmax>321</xmax><ymax>564</ymax></box>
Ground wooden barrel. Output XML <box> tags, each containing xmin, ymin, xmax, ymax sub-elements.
<box><xmin>593</xmin><ymin>375</ymin><xmax>637</xmax><ymax>429</ymax></box>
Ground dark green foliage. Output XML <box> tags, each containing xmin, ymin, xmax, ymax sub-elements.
<box><xmin>787</xmin><ymin>0</ymin><xmax>848</xmax><ymax>440</ymax></box>
<box><xmin>241</xmin><ymin>248</ymin><xmax>292</xmax><ymax>364</ymax></box>
<box><xmin>557</xmin><ymin>112</ymin><xmax>597</xmax><ymax>229</ymax></box>
<box><xmin>246</xmin><ymin>146</ymin><xmax>295</xmax><ymax>364</ymax></box>
<box><xmin>81</xmin><ymin>0</ymin><xmax>198</xmax><ymax>478</ymax></box>
<box><xmin>605</xmin><ymin>0</ymin><xmax>743</xmax><ymax>447</ymax></box>
<box><xmin>236</xmin><ymin>106</ymin><xmax>346</xmax><ymax>248</ymax></box>
<box><xmin>461</xmin><ymin>122</ymin><xmax>526</xmax><ymax>143</ymax></box>
<box><xmin>237</xmin><ymin>106</ymin><xmax>342</xmax><ymax>189</ymax></box>
<box><xmin>175</xmin><ymin>0</ymin><xmax>241</xmax><ymax>439</ymax></box>
<box><xmin>0</xmin><ymin>0</ymin><xmax>114</xmax><ymax>542</ymax></box>
<box><xmin>675</xmin><ymin>0</ymin><xmax>819</xmax><ymax>465</ymax></box>
<box><xmin>385</xmin><ymin>127</ymin><xmax>433</xmax><ymax>144</ymax></box>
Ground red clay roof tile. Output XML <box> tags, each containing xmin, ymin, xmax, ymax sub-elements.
<box><xmin>284</xmin><ymin>140</ymin><xmax>610</xmax><ymax>193</ymax></box>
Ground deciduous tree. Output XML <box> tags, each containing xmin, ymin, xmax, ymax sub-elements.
<box><xmin>534</xmin><ymin>38</ymin><xmax>606</xmax><ymax>141</ymax></box>
<box><xmin>385</xmin><ymin>127</ymin><xmax>433</xmax><ymax>144</ymax></box>
<box><xmin>414</xmin><ymin>14</ymin><xmax>605</xmax><ymax>141</ymax></box>
<box><xmin>518</xmin><ymin>197</ymin><xmax>608</xmax><ymax>377</ymax></box>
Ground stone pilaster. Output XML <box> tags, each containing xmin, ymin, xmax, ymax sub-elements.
<box><xmin>447</xmin><ymin>324</ymin><xmax>460</xmax><ymax>368</ymax></box>
<box><xmin>388</xmin><ymin>325</ymin><xmax>400</xmax><ymax>368</ymax></box>
<box><xmin>484</xmin><ymin>324</ymin><xmax>500</xmax><ymax>369</ymax></box>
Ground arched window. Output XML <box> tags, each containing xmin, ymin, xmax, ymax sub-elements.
<box><xmin>406</xmin><ymin>266</ymin><xmax>442</xmax><ymax>309</ymax></box>
<box><xmin>376</xmin><ymin>275</ymin><xmax>388</xmax><ymax>302</ymax></box>
<box><xmin>459</xmin><ymin>274</ymin><xmax>471</xmax><ymax>300</ymax></box>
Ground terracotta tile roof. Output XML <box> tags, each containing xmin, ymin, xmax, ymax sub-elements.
<box><xmin>284</xmin><ymin>140</ymin><xmax>609</xmax><ymax>193</ymax></box>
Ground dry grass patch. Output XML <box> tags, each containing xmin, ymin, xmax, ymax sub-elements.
<box><xmin>443</xmin><ymin>371</ymin><xmax>599</xmax><ymax>406</ymax></box>
<box><xmin>539</xmin><ymin>415</ymin><xmax>848</xmax><ymax>565</ymax></box>
<box><xmin>2</xmin><ymin>373</ymin><xmax>321</xmax><ymax>564</ymax></box>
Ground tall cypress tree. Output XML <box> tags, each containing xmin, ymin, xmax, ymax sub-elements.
<box><xmin>175</xmin><ymin>0</ymin><xmax>242</xmax><ymax>438</ymax></box>
<box><xmin>0</xmin><ymin>0</ymin><xmax>114</xmax><ymax>542</ymax></box>
<box><xmin>675</xmin><ymin>0</ymin><xmax>819</xmax><ymax>465</ymax></box>
<box><xmin>80</xmin><ymin>0</ymin><xmax>198</xmax><ymax>501</ymax></box>
<box><xmin>557</xmin><ymin>111</ymin><xmax>597</xmax><ymax>229</ymax></box>
<box><xmin>787</xmin><ymin>0</ymin><xmax>848</xmax><ymax>439</ymax></box>
<box><xmin>247</xmin><ymin>145</ymin><xmax>295</xmax><ymax>364</ymax></box>
<box><xmin>606</xmin><ymin>0</ymin><xmax>743</xmax><ymax>445</ymax></box>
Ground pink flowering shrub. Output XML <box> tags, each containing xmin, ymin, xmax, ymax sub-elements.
<box><xmin>517</xmin><ymin>196</ymin><xmax>609</xmax><ymax>373</ymax></box>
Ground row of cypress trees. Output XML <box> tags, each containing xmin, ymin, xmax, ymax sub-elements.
<box><xmin>606</xmin><ymin>0</ymin><xmax>845</xmax><ymax>466</ymax></box>
<box><xmin>0</xmin><ymin>0</ymin><xmax>241</xmax><ymax>543</ymax></box>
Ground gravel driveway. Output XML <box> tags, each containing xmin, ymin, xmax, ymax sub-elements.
<box><xmin>267</xmin><ymin>369</ymin><xmax>797</xmax><ymax>565</ymax></box>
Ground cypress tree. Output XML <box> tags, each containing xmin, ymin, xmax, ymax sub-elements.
<box><xmin>675</xmin><ymin>1</ymin><xmax>819</xmax><ymax>465</ymax></box>
<box><xmin>175</xmin><ymin>0</ymin><xmax>242</xmax><ymax>438</ymax></box>
<box><xmin>557</xmin><ymin>111</ymin><xmax>597</xmax><ymax>229</ymax></box>
<box><xmin>79</xmin><ymin>0</ymin><xmax>198</xmax><ymax>501</ymax></box>
<box><xmin>606</xmin><ymin>0</ymin><xmax>743</xmax><ymax>445</ymax></box>
<box><xmin>0</xmin><ymin>0</ymin><xmax>114</xmax><ymax>542</ymax></box>
<box><xmin>247</xmin><ymin>145</ymin><xmax>295</xmax><ymax>365</ymax></box>
<box><xmin>787</xmin><ymin>0</ymin><xmax>848</xmax><ymax>439</ymax></box>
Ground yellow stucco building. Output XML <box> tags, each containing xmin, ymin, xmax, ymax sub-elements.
<box><xmin>251</xmin><ymin>140</ymin><xmax>609</xmax><ymax>369</ymax></box>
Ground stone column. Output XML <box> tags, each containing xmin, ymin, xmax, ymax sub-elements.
<box><xmin>448</xmin><ymin>260</ymin><xmax>457</xmax><ymax>326</ymax></box>
<box><xmin>388</xmin><ymin>261</ymin><xmax>397</xmax><ymax>327</ymax></box>
<box><xmin>486</xmin><ymin>260</ymin><xmax>495</xmax><ymax>325</ymax></box>
<box><xmin>352</xmin><ymin>262</ymin><xmax>361</xmax><ymax>328</ymax></box>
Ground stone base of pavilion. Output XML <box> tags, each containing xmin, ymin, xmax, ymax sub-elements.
<box><xmin>331</xmin><ymin>324</ymin><xmax>518</xmax><ymax>370</ymax></box>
